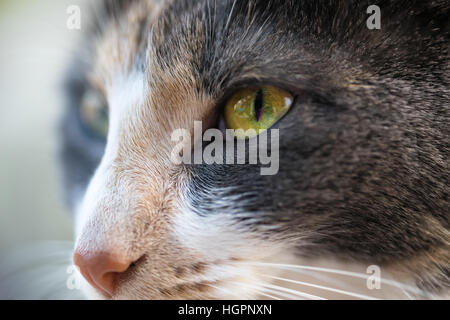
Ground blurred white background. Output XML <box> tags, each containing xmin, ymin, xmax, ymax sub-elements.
<box><xmin>0</xmin><ymin>0</ymin><xmax>89</xmax><ymax>256</ymax></box>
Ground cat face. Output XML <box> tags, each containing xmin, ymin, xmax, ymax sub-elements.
<box><xmin>61</xmin><ymin>0</ymin><xmax>449</xmax><ymax>299</ymax></box>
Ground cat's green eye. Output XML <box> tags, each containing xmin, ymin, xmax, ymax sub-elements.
<box><xmin>224</xmin><ymin>86</ymin><xmax>293</xmax><ymax>139</ymax></box>
<box><xmin>80</xmin><ymin>91</ymin><xmax>109</xmax><ymax>138</ymax></box>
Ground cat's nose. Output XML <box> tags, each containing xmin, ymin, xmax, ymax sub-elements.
<box><xmin>73</xmin><ymin>250</ymin><xmax>132</xmax><ymax>297</ymax></box>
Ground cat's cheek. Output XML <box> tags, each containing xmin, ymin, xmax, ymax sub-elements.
<box><xmin>171</xmin><ymin>201</ymin><xmax>294</xmax><ymax>268</ymax></box>
<box><xmin>169</xmin><ymin>206</ymin><xmax>298</xmax><ymax>299</ymax></box>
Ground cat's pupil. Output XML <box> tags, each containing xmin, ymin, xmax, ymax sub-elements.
<box><xmin>254</xmin><ymin>89</ymin><xmax>264</xmax><ymax>121</ymax></box>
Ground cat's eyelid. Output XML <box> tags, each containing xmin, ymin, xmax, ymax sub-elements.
<box><xmin>217</xmin><ymin>77</ymin><xmax>306</xmax><ymax>108</ymax></box>
<box><xmin>216</xmin><ymin>81</ymin><xmax>298</xmax><ymax>116</ymax></box>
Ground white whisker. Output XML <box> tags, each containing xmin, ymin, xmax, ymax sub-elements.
<box><xmin>262</xmin><ymin>274</ymin><xmax>378</xmax><ymax>300</ymax></box>
<box><xmin>399</xmin><ymin>286</ymin><xmax>414</xmax><ymax>300</ymax></box>
<box><xmin>224</xmin><ymin>0</ymin><xmax>237</xmax><ymax>34</ymax></box>
<box><xmin>0</xmin><ymin>241</ymin><xmax>80</xmax><ymax>299</ymax></box>
<box><xmin>247</xmin><ymin>288</ymin><xmax>283</xmax><ymax>300</ymax></box>
<box><xmin>226</xmin><ymin>281</ymin><xmax>282</xmax><ymax>300</ymax></box>
<box><xmin>233</xmin><ymin>261</ymin><xmax>428</xmax><ymax>298</ymax></box>
<box><xmin>261</xmin><ymin>283</ymin><xmax>327</xmax><ymax>300</ymax></box>
<box><xmin>253</xmin><ymin>286</ymin><xmax>301</xmax><ymax>300</ymax></box>
<box><xmin>206</xmin><ymin>283</ymin><xmax>243</xmax><ymax>299</ymax></box>
<box><xmin>229</xmin><ymin>281</ymin><xmax>314</xmax><ymax>300</ymax></box>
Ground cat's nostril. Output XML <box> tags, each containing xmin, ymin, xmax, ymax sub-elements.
<box><xmin>73</xmin><ymin>250</ymin><xmax>132</xmax><ymax>297</ymax></box>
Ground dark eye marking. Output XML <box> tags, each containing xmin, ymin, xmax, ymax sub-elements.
<box><xmin>254</xmin><ymin>88</ymin><xmax>264</xmax><ymax>121</ymax></box>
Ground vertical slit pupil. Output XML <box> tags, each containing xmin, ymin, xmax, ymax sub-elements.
<box><xmin>254</xmin><ymin>89</ymin><xmax>264</xmax><ymax>121</ymax></box>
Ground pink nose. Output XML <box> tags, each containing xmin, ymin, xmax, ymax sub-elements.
<box><xmin>73</xmin><ymin>250</ymin><xmax>132</xmax><ymax>297</ymax></box>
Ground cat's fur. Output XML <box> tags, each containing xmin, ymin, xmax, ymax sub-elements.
<box><xmin>61</xmin><ymin>0</ymin><xmax>449</xmax><ymax>299</ymax></box>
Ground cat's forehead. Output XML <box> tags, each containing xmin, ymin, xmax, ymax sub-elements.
<box><xmin>88</xmin><ymin>0</ymin><xmax>218</xmax><ymax>145</ymax></box>
<box><xmin>86</xmin><ymin>0</ymin><xmax>448</xmax><ymax>102</ymax></box>
<box><xmin>88</xmin><ymin>0</ymin><xmax>330</xmax><ymax>98</ymax></box>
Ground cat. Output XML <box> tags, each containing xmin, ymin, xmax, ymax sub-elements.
<box><xmin>60</xmin><ymin>0</ymin><xmax>449</xmax><ymax>299</ymax></box>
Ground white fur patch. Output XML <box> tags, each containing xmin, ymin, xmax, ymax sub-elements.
<box><xmin>75</xmin><ymin>72</ymin><xmax>146</xmax><ymax>247</ymax></box>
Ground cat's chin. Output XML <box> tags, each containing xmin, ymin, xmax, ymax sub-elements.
<box><xmin>79</xmin><ymin>280</ymin><xmax>257</xmax><ymax>300</ymax></box>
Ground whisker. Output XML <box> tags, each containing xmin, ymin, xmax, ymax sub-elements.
<box><xmin>224</xmin><ymin>0</ymin><xmax>237</xmax><ymax>34</ymax></box>
<box><xmin>217</xmin><ymin>263</ymin><xmax>326</xmax><ymax>300</ymax></box>
<box><xmin>253</xmin><ymin>286</ymin><xmax>300</xmax><ymax>300</ymax></box>
<box><xmin>205</xmin><ymin>283</ymin><xmax>244</xmax><ymax>299</ymax></box>
<box><xmin>284</xmin><ymin>267</ymin><xmax>416</xmax><ymax>300</ymax></box>
<box><xmin>213</xmin><ymin>267</ymin><xmax>323</xmax><ymax>300</ymax></box>
<box><xmin>247</xmin><ymin>288</ymin><xmax>283</xmax><ymax>300</ymax></box>
<box><xmin>226</xmin><ymin>281</ymin><xmax>282</xmax><ymax>300</ymax></box>
<box><xmin>233</xmin><ymin>261</ymin><xmax>428</xmax><ymax>297</ymax></box>
<box><xmin>399</xmin><ymin>286</ymin><xmax>414</xmax><ymax>300</ymax></box>
<box><xmin>262</xmin><ymin>274</ymin><xmax>378</xmax><ymax>300</ymax></box>
<box><xmin>229</xmin><ymin>281</ymin><xmax>310</xmax><ymax>300</ymax></box>
<box><xmin>288</xmin><ymin>267</ymin><xmax>356</xmax><ymax>294</ymax></box>
<box><xmin>261</xmin><ymin>283</ymin><xmax>327</xmax><ymax>300</ymax></box>
<box><xmin>0</xmin><ymin>241</ymin><xmax>80</xmax><ymax>299</ymax></box>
